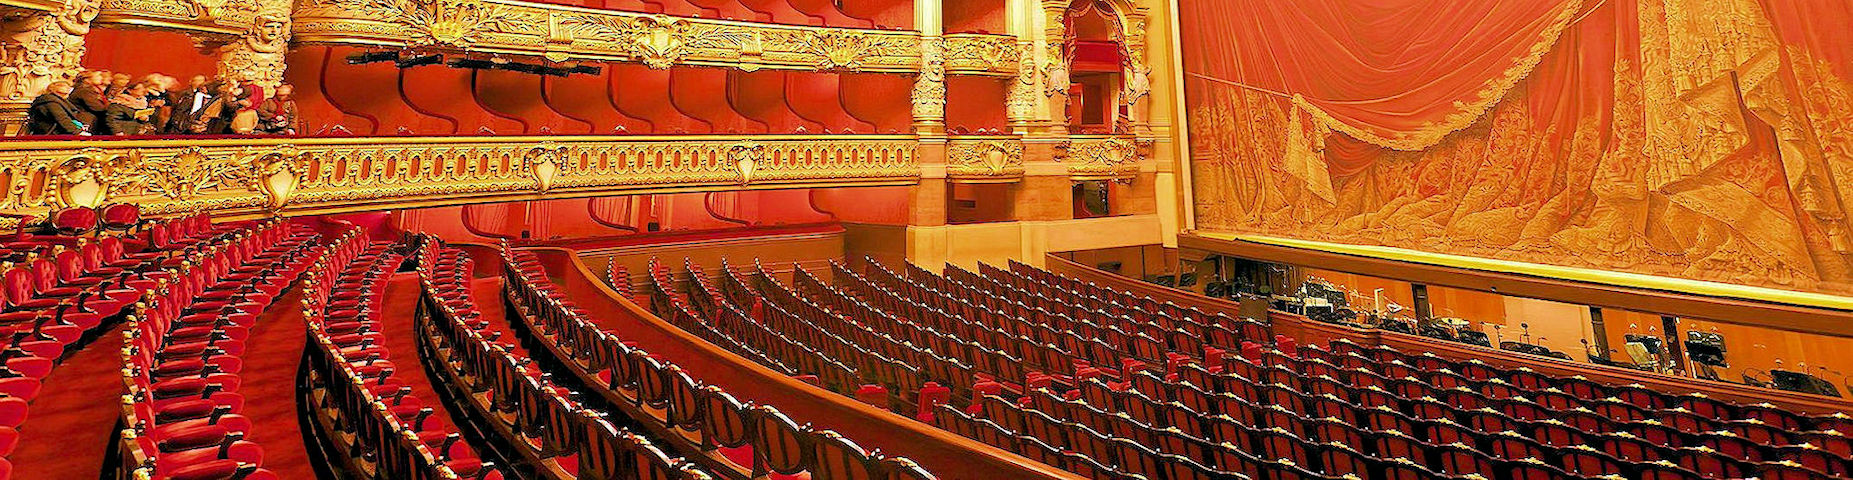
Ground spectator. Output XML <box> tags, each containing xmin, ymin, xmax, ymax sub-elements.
<box><xmin>70</xmin><ymin>70</ymin><xmax>110</xmax><ymax>134</ymax></box>
<box><xmin>24</xmin><ymin>80</ymin><xmax>86</xmax><ymax>135</ymax></box>
<box><xmin>166</xmin><ymin>75</ymin><xmax>210</xmax><ymax>134</ymax></box>
<box><xmin>229</xmin><ymin>78</ymin><xmax>261</xmax><ymax>134</ymax></box>
<box><xmin>143</xmin><ymin>74</ymin><xmax>175</xmax><ymax>133</ymax></box>
<box><xmin>258</xmin><ymin>84</ymin><xmax>300</xmax><ymax>135</ymax></box>
<box><xmin>104</xmin><ymin>80</ymin><xmax>154</xmax><ymax>136</ymax></box>
<box><xmin>105</xmin><ymin>72</ymin><xmax>131</xmax><ymax>99</ymax></box>
<box><xmin>192</xmin><ymin>81</ymin><xmax>241</xmax><ymax>134</ymax></box>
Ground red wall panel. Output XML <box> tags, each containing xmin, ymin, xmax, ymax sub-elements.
<box><xmin>944</xmin><ymin>0</ymin><xmax>1005</xmax><ymax>33</ymax></box>
<box><xmin>839</xmin><ymin>73</ymin><xmax>911</xmax><ymax>134</ymax></box>
<box><xmin>946</xmin><ymin>76</ymin><xmax>1007</xmax><ymax>133</ymax></box>
<box><xmin>611</xmin><ymin>64</ymin><xmax>708</xmax><ymax>133</ymax></box>
<box><xmin>786</xmin><ymin>0</ymin><xmax>865</xmax><ymax>27</ymax></box>
<box><xmin>82</xmin><ymin>28</ymin><xmax>217</xmax><ymax>81</ymax></box>
<box><xmin>545</xmin><ymin>72</ymin><xmax>649</xmax><ymax>134</ymax></box>
<box><xmin>474</xmin><ymin>68</ymin><xmax>589</xmax><ymax>134</ymax></box>
<box><xmin>730</xmin><ymin>70</ymin><xmax>817</xmax><ymax>133</ymax></box>
<box><xmin>737</xmin><ymin>0</ymin><xmax>808</xmax><ymax>23</ymax></box>
<box><xmin>283</xmin><ymin>48</ymin><xmax>371</xmax><ymax>134</ymax></box>
<box><xmin>783</xmin><ymin>72</ymin><xmax>870</xmax><ymax>134</ymax></box>
<box><xmin>671</xmin><ymin>67</ymin><xmax>764</xmax><ymax>134</ymax></box>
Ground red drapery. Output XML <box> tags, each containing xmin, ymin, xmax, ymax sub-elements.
<box><xmin>1182</xmin><ymin>0</ymin><xmax>1853</xmax><ymax>296</ymax></box>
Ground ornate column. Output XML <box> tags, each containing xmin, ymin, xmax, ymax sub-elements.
<box><xmin>0</xmin><ymin>0</ymin><xmax>97</xmax><ymax>132</ymax></box>
<box><xmin>1034</xmin><ymin>0</ymin><xmax>1067</xmax><ymax>134</ymax></box>
<box><xmin>911</xmin><ymin>5</ymin><xmax>945</xmax><ymax>136</ymax></box>
<box><xmin>1119</xmin><ymin>6</ymin><xmax>1151</xmax><ymax>134</ymax></box>
<box><xmin>1004</xmin><ymin>0</ymin><xmax>1043</xmax><ymax>134</ymax></box>
<box><xmin>212</xmin><ymin>1</ymin><xmax>288</xmax><ymax>92</ymax></box>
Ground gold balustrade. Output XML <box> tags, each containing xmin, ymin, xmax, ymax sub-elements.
<box><xmin>0</xmin><ymin>135</ymin><xmax>918</xmax><ymax>222</ymax></box>
<box><xmin>1061</xmin><ymin>135</ymin><xmax>1150</xmax><ymax>181</ymax></box>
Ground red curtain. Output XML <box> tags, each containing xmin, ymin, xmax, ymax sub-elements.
<box><xmin>1184</xmin><ymin>0</ymin><xmax>1586</xmax><ymax>150</ymax></box>
<box><xmin>1181</xmin><ymin>0</ymin><xmax>1853</xmax><ymax>296</ymax></box>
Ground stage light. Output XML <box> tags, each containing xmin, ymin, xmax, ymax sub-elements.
<box><xmin>447</xmin><ymin>58</ymin><xmax>496</xmax><ymax>69</ymax></box>
<box><xmin>396</xmin><ymin>54</ymin><xmax>443</xmax><ymax>68</ymax></box>
<box><xmin>567</xmin><ymin>65</ymin><xmax>602</xmax><ymax>75</ymax></box>
<box><xmin>537</xmin><ymin>66</ymin><xmax>572</xmax><ymax>77</ymax></box>
<box><xmin>346</xmin><ymin>51</ymin><xmax>400</xmax><ymax>64</ymax></box>
<box><xmin>495</xmin><ymin>61</ymin><xmax>543</xmax><ymax>74</ymax></box>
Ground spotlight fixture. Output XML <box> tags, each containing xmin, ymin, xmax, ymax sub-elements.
<box><xmin>447</xmin><ymin>58</ymin><xmax>496</xmax><ymax>69</ymax></box>
<box><xmin>495</xmin><ymin>61</ymin><xmax>544</xmax><ymax>74</ymax></box>
<box><xmin>537</xmin><ymin>66</ymin><xmax>572</xmax><ymax>77</ymax></box>
<box><xmin>567</xmin><ymin>64</ymin><xmax>602</xmax><ymax>75</ymax></box>
<box><xmin>395</xmin><ymin>53</ymin><xmax>443</xmax><ymax>68</ymax></box>
<box><xmin>346</xmin><ymin>51</ymin><xmax>400</xmax><ymax>64</ymax></box>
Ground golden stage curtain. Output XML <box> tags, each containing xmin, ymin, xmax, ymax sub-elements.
<box><xmin>1182</xmin><ymin>0</ymin><xmax>1853</xmax><ymax>295</ymax></box>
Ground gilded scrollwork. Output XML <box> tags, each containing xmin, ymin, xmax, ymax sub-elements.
<box><xmin>0</xmin><ymin>136</ymin><xmax>917</xmax><ymax>223</ymax></box>
<box><xmin>947</xmin><ymin>138</ymin><xmax>1024</xmax><ymax>181</ymax></box>
<box><xmin>0</xmin><ymin>0</ymin><xmax>95</xmax><ymax>103</ymax></box>
<box><xmin>1062</xmin><ymin>136</ymin><xmax>1145</xmax><ymax>180</ymax></box>
<box><xmin>216</xmin><ymin>9</ymin><xmax>288</xmax><ymax>89</ymax></box>
<box><xmin>293</xmin><ymin>0</ymin><xmax>935</xmax><ymax>74</ymax></box>
<box><xmin>942</xmin><ymin>33</ymin><xmax>1018</xmax><ymax>75</ymax></box>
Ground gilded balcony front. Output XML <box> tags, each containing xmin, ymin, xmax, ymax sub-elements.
<box><xmin>0</xmin><ymin>135</ymin><xmax>919</xmax><ymax>222</ymax></box>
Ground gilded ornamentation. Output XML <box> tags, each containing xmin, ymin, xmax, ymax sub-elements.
<box><xmin>0</xmin><ymin>136</ymin><xmax>916</xmax><ymax>225</ymax></box>
<box><xmin>0</xmin><ymin>0</ymin><xmax>95</xmax><ymax>102</ymax></box>
<box><xmin>911</xmin><ymin>37</ymin><xmax>945</xmax><ymax>123</ymax></box>
<box><xmin>216</xmin><ymin>10</ymin><xmax>288</xmax><ymax>89</ymax></box>
<box><xmin>727</xmin><ymin>140</ymin><xmax>763</xmax><ymax>184</ymax></box>
<box><xmin>1005</xmin><ymin>44</ymin><xmax>1040</xmax><ymax>122</ymax></box>
<box><xmin>946</xmin><ymin>139</ymin><xmax>1024</xmax><ymax>181</ymax></box>
<box><xmin>1063</xmin><ymin>136</ymin><xmax>1143</xmax><ymax>180</ymax></box>
<box><xmin>523</xmin><ymin>142</ymin><xmax>565</xmax><ymax>192</ymax></box>
<box><xmin>942</xmin><ymin>33</ymin><xmax>1018</xmax><ymax>75</ymax></box>
<box><xmin>294</xmin><ymin>0</ymin><xmax>934</xmax><ymax>74</ymax></box>
<box><xmin>572</xmin><ymin>14</ymin><xmax>752</xmax><ymax>69</ymax></box>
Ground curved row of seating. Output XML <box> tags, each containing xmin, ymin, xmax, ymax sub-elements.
<box><xmin>415</xmin><ymin>238</ymin><xmax>716</xmax><ymax>479</ymax></box>
<box><xmin>117</xmin><ymin>220</ymin><xmax>317</xmax><ymax>480</ymax></box>
<box><xmin>643</xmin><ymin>260</ymin><xmax>816</xmax><ymax>379</ymax></box>
<box><xmin>299</xmin><ymin>229</ymin><xmax>502</xmax><ymax>480</ymax></box>
<box><xmin>503</xmin><ymin>248</ymin><xmax>934</xmax><ymax>480</ymax></box>
<box><xmin>945</xmin><ymin>260</ymin><xmax>1853</xmax><ymax>480</ymax></box>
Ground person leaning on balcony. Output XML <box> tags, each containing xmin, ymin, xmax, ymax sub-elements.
<box><xmin>103</xmin><ymin>80</ymin><xmax>155</xmax><ymax>136</ymax></box>
<box><xmin>24</xmin><ymin>80</ymin><xmax>88</xmax><ymax>136</ymax></box>
<box><xmin>70</xmin><ymin>71</ymin><xmax>111</xmax><ymax>134</ymax></box>
<box><xmin>257</xmin><ymin>84</ymin><xmax>300</xmax><ymax>135</ymax></box>
<box><xmin>143</xmin><ymin>74</ymin><xmax>175</xmax><ymax>134</ymax></box>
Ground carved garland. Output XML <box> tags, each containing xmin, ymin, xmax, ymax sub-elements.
<box><xmin>293</xmin><ymin>0</ymin><xmax>929</xmax><ymax>73</ymax></box>
<box><xmin>947</xmin><ymin>139</ymin><xmax>1024</xmax><ymax>181</ymax></box>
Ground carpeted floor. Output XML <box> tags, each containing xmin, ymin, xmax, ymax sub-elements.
<box><xmin>11</xmin><ymin>324</ymin><xmax>127</xmax><ymax>478</ymax></box>
<box><xmin>376</xmin><ymin>273</ymin><xmax>468</xmax><ymax>441</ymax></box>
<box><xmin>239</xmin><ymin>290</ymin><xmax>315</xmax><ymax>479</ymax></box>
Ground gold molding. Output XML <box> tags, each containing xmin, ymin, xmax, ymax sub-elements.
<box><xmin>1060</xmin><ymin>135</ymin><xmax>1147</xmax><ymax>181</ymax></box>
<box><xmin>946</xmin><ymin>136</ymin><xmax>1023</xmax><ymax>183</ymax></box>
<box><xmin>289</xmin><ymin>0</ymin><xmax>982</xmax><ymax>74</ymax></box>
<box><xmin>942</xmin><ymin>33</ymin><xmax>1018</xmax><ymax>76</ymax></box>
<box><xmin>0</xmin><ymin>135</ymin><xmax>917</xmax><ymax>222</ymax></box>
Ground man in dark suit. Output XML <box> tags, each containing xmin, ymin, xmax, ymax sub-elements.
<box><xmin>23</xmin><ymin>80</ymin><xmax>86</xmax><ymax>135</ymax></box>
<box><xmin>165</xmin><ymin>75</ymin><xmax>210</xmax><ymax>134</ymax></box>
<box><xmin>70</xmin><ymin>71</ymin><xmax>111</xmax><ymax>134</ymax></box>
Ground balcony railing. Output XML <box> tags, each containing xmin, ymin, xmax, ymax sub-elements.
<box><xmin>0</xmin><ymin>135</ymin><xmax>917</xmax><ymax>221</ymax></box>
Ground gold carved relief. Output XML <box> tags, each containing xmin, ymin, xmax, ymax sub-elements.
<box><xmin>1062</xmin><ymin>136</ymin><xmax>1145</xmax><ymax>180</ymax></box>
<box><xmin>0</xmin><ymin>136</ymin><xmax>916</xmax><ymax>223</ymax></box>
<box><xmin>293</xmin><ymin>0</ymin><xmax>936</xmax><ymax>74</ymax></box>
<box><xmin>947</xmin><ymin>138</ymin><xmax>1024</xmax><ymax>182</ymax></box>
<box><xmin>911</xmin><ymin>36</ymin><xmax>945</xmax><ymax>124</ymax></box>
<box><xmin>942</xmin><ymin>33</ymin><xmax>1018</xmax><ymax>76</ymax></box>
